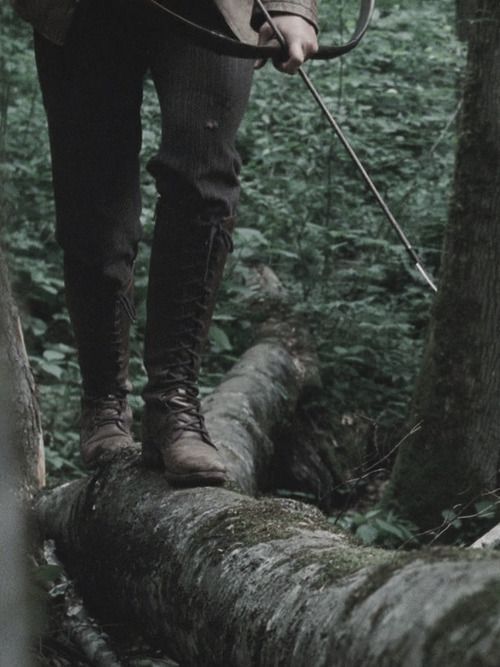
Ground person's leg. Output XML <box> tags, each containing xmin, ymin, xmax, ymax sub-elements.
<box><xmin>142</xmin><ymin>3</ymin><xmax>254</xmax><ymax>485</ymax></box>
<box><xmin>34</xmin><ymin>0</ymin><xmax>150</xmax><ymax>464</ymax></box>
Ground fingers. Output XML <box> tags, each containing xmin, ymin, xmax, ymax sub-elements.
<box><xmin>277</xmin><ymin>39</ymin><xmax>313</xmax><ymax>74</ymax></box>
<box><xmin>255</xmin><ymin>23</ymin><xmax>278</xmax><ymax>70</ymax></box>
<box><xmin>256</xmin><ymin>15</ymin><xmax>319</xmax><ymax>75</ymax></box>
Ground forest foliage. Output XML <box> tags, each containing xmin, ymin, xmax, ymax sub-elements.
<box><xmin>0</xmin><ymin>1</ymin><xmax>463</xmax><ymax>483</ymax></box>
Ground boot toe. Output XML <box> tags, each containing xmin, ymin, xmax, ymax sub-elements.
<box><xmin>81</xmin><ymin>434</ymin><xmax>135</xmax><ymax>467</ymax></box>
<box><xmin>160</xmin><ymin>439</ymin><xmax>227</xmax><ymax>486</ymax></box>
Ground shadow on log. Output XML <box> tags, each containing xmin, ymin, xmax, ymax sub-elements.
<box><xmin>273</xmin><ymin>402</ymin><xmax>373</xmax><ymax>513</ymax></box>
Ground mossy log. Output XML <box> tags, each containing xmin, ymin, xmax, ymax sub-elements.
<box><xmin>37</xmin><ymin>452</ymin><xmax>500</xmax><ymax>667</ymax></box>
<box><xmin>471</xmin><ymin>523</ymin><xmax>500</xmax><ymax>550</ymax></box>
<box><xmin>203</xmin><ymin>321</ymin><xmax>320</xmax><ymax>494</ymax></box>
<box><xmin>36</xmin><ymin>323</ymin><xmax>500</xmax><ymax>666</ymax></box>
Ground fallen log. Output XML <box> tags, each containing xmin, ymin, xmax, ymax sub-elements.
<box><xmin>240</xmin><ymin>265</ymin><xmax>372</xmax><ymax>506</ymax></box>
<box><xmin>199</xmin><ymin>263</ymin><xmax>321</xmax><ymax>494</ymax></box>
<box><xmin>203</xmin><ymin>321</ymin><xmax>319</xmax><ymax>494</ymax></box>
<box><xmin>36</xmin><ymin>321</ymin><xmax>500</xmax><ymax>666</ymax></box>
<box><xmin>471</xmin><ymin>523</ymin><xmax>500</xmax><ymax>550</ymax></box>
<box><xmin>37</xmin><ymin>453</ymin><xmax>500</xmax><ymax>667</ymax></box>
<box><xmin>273</xmin><ymin>405</ymin><xmax>373</xmax><ymax>512</ymax></box>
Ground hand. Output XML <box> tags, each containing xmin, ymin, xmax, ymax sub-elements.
<box><xmin>255</xmin><ymin>15</ymin><xmax>318</xmax><ymax>75</ymax></box>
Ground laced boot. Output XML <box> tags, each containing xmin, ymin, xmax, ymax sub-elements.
<box><xmin>80</xmin><ymin>395</ymin><xmax>133</xmax><ymax>466</ymax></box>
<box><xmin>64</xmin><ymin>258</ymin><xmax>136</xmax><ymax>466</ymax></box>
<box><xmin>142</xmin><ymin>203</ymin><xmax>234</xmax><ymax>486</ymax></box>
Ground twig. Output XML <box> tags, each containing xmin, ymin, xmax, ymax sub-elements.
<box><xmin>429</xmin><ymin>100</ymin><xmax>463</xmax><ymax>155</ymax></box>
<box><xmin>331</xmin><ymin>422</ymin><xmax>421</xmax><ymax>524</ymax></box>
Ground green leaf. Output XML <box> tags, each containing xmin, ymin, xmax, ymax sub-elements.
<box><xmin>33</xmin><ymin>564</ymin><xmax>62</xmax><ymax>585</ymax></box>
<box><xmin>209</xmin><ymin>325</ymin><xmax>233</xmax><ymax>351</ymax></box>
<box><xmin>43</xmin><ymin>349</ymin><xmax>65</xmax><ymax>361</ymax></box>
<box><xmin>375</xmin><ymin>519</ymin><xmax>406</xmax><ymax>539</ymax></box>
<box><xmin>39</xmin><ymin>362</ymin><xmax>64</xmax><ymax>379</ymax></box>
<box><xmin>356</xmin><ymin>524</ymin><xmax>379</xmax><ymax>545</ymax></box>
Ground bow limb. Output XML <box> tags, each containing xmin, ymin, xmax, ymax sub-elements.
<box><xmin>144</xmin><ymin>0</ymin><xmax>375</xmax><ymax>60</ymax></box>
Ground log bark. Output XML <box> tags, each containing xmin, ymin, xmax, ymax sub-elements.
<box><xmin>203</xmin><ymin>318</ymin><xmax>320</xmax><ymax>494</ymax></box>
<box><xmin>471</xmin><ymin>524</ymin><xmax>500</xmax><ymax>550</ymax></box>
<box><xmin>36</xmin><ymin>322</ymin><xmax>500</xmax><ymax>666</ymax></box>
<box><xmin>37</xmin><ymin>454</ymin><xmax>500</xmax><ymax>667</ymax></box>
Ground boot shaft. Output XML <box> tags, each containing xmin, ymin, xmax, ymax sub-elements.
<box><xmin>144</xmin><ymin>201</ymin><xmax>235</xmax><ymax>395</ymax></box>
<box><xmin>64</xmin><ymin>256</ymin><xmax>135</xmax><ymax>398</ymax></box>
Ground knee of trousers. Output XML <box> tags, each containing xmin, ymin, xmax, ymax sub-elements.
<box><xmin>56</xmin><ymin>210</ymin><xmax>141</xmax><ymax>293</ymax></box>
<box><xmin>63</xmin><ymin>247</ymin><xmax>137</xmax><ymax>296</ymax></box>
<box><xmin>147</xmin><ymin>149</ymin><xmax>242</xmax><ymax>221</ymax></box>
<box><xmin>52</xmin><ymin>169</ymin><xmax>143</xmax><ymax>275</ymax></box>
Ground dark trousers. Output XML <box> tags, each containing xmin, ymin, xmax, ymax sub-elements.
<box><xmin>34</xmin><ymin>0</ymin><xmax>254</xmax><ymax>291</ymax></box>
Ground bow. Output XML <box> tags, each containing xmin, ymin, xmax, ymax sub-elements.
<box><xmin>145</xmin><ymin>0</ymin><xmax>437</xmax><ymax>293</ymax></box>
<box><xmin>146</xmin><ymin>0</ymin><xmax>375</xmax><ymax>61</ymax></box>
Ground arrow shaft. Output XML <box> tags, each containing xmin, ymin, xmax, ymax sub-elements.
<box><xmin>255</xmin><ymin>0</ymin><xmax>437</xmax><ymax>293</ymax></box>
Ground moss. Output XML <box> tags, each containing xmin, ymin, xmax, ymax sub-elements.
<box><xmin>200</xmin><ymin>497</ymin><xmax>323</xmax><ymax>556</ymax></box>
<box><xmin>312</xmin><ymin>544</ymin><xmax>398</xmax><ymax>586</ymax></box>
<box><xmin>340</xmin><ymin>550</ymin><xmax>500</xmax><ymax>634</ymax></box>
<box><xmin>268</xmin><ymin>541</ymin><xmax>402</xmax><ymax>595</ymax></box>
<box><xmin>417</xmin><ymin>548</ymin><xmax>500</xmax><ymax>566</ymax></box>
<box><xmin>423</xmin><ymin>581</ymin><xmax>500</xmax><ymax>665</ymax></box>
<box><xmin>339</xmin><ymin>555</ymin><xmax>415</xmax><ymax>621</ymax></box>
<box><xmin>193</xmin><ymin>493</ymin><xmax>407</xmax><ymax>592</ymax></box>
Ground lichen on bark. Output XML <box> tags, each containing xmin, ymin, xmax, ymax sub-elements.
<box><xmin>37</xmin><ymin>453</ymin><xmax>500</xmax><ymax>666</ymax></box>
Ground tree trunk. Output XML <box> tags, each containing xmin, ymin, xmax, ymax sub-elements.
<box><xmin>0</xmin><ymin>245</ymin><xmax>44</xmax><ymax>667</ymax></box>
<box><xmin>456</xmin><ymin>0</ymin><xmax>478</xmax><ymax>41</ymax></box>
<box><xmin>0</xmin><ymin>245</ymin><xmax>44</xmax><ymax>497</ymax></box>
<box><xmin>386</xmin><ymin>0</ymin><xmax>500</xmax><ymax>529</ymax></box>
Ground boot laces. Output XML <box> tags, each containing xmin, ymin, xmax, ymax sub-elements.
<box><xmin>163</xmin><ymin>217</ymin><xmax>233</xmax><ymax>381</ymax></box>
<box><xmin>161</xmin><ymin>385</ymin><xmax>214</xmax><ymax>447</ymax></box>
<box><xmin>201</xmin><ymin>218</ymin><xmax>234</xmax><ymax>281</ymax></box>
<box><xmin>145</xmin><ymin>213</ymin><xmax>232</xmax><ymax>444</ymax></box>
<box><xmin>87</xmin><ymin>395</ymin><xmax>128</xmax><ymax>429</ymax></box>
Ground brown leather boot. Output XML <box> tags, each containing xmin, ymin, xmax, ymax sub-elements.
<box><xmin>64</xmin><ymin>257</ymin><xmax>136</xmax><ymax>466</ymax></box>
<box><xmin>142</xmin><ymin>388</ymin><xmax>226</xmax><ymax>485</ymax></box>
<box><xmin>142</xmin><ymin>203</ymin><xmax>233</xmax><ymax>486</ymax></box>
<box><xmin>80</xmin><ymin>395</ymin><xmax>133</xmax><ymax>466</ymax></box>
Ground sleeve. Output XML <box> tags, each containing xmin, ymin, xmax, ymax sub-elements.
<box><xmin>252</xmin><ymin>0</ymin><xmax>319</xmax><ymax>33</ymax></box>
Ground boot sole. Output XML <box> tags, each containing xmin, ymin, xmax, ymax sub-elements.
<box><xmin>141</xmin><ymin>443</ymin><xmax>227</xmax><ymax>487</ymax></box>
<box><xmin>164</xmin><ymin>470</ymin><xmax>227</xmax><ymax>487</ymax></box>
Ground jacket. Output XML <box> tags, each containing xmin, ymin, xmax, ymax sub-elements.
<box><xmin>11</xmin><ymin>0</ymin><xmax>318</xmax><ymax>47</ymax></box>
